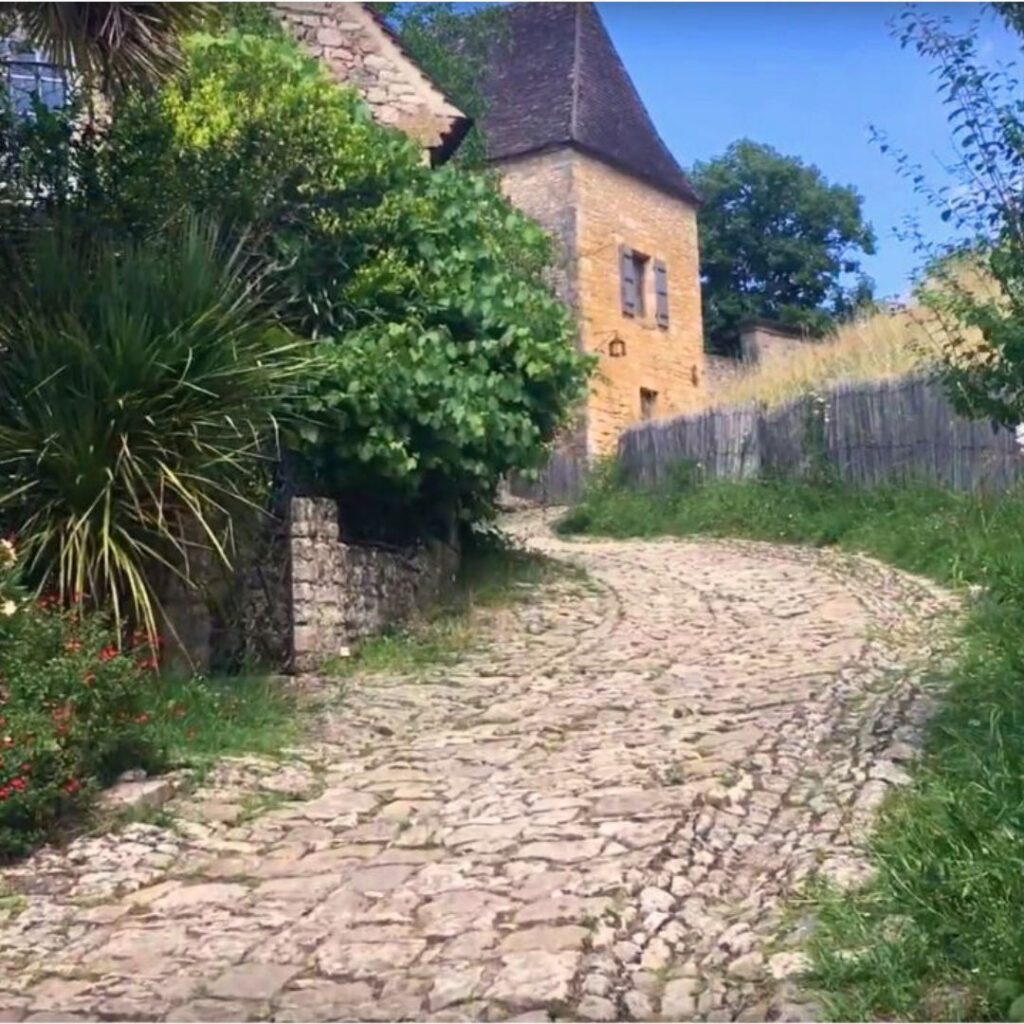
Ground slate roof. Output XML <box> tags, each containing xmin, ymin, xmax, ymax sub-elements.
<box><xmin>480</xmin><ymin>2</ymin><xmax>699</xmax><ymax>204</ymax></box>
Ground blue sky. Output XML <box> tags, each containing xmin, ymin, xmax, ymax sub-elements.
<box><xmin>596</xmin><ymin>2</ymin><xmax>1020</xmax><ymax>299</ymax></box>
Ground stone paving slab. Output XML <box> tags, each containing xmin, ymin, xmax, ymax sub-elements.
<box><xmin>0</xmin><ymin>511</ymin><xmax>957</xmax><ymax>1021</ymax></box>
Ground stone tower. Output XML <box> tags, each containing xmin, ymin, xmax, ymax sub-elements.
<box><xmin>480</xmin><ymin>3</ymin><xmax>706</xmax><ymax>466</ymax></box>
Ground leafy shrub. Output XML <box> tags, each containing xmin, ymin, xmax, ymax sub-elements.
<box><xmin>0</xmin><ymin>217</ymin><xmax>307</xmax><ymax>639</ymax></box>
<box><xmin>0</xmin><ymin>538</ymin><xmax>161</xmax><ymax>858</ymax></box>
<box><xmin>22</xmin><ymin>30</ymin><xmax>590</xmax><ymax>538</ymax></box>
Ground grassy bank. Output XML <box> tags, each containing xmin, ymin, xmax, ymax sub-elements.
<box><xmin>560</xmin><ymin>470</ymin><xmax>1024</xmax><ymax>1022</ymax></box>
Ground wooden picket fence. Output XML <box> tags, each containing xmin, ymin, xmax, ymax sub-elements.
<box><xmin>508</xmin><ymin>448</ymin><xmax>588</xmax><ymax>505</ymax></box>
<box><xmin>618</xmin><ymin>374</ymin><xmax>1024</xmax><ymax>493</ymax></box>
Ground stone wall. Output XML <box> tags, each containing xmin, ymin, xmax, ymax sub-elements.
<box><xmin>573</xmin><ymin>152</ymin><xmax>706</xmax><ymax>455</ymax></box>
<box><xmin>704</xmin><ymin>353</ymin><xmax>748</xmax><ymax>398</ymax></box>
<box><xmin>738</xmin><ymin>319</ymin><xmax>818</xmax><ymax>369</ymax></box>
<box><xmin>287</xmin><ymin>498</ymin><xmax>459</xmax><ymax>674</ymax></box>
<box><xmin>497</xmin><ymin>148</ymin><xmax>705</xmax><ymax>460</ymax></box>
<box><xmin>273</xmin><ymin>2</ymin><xmax>466</xmax><ymax>162</ymax></box>
<box><xmin>495</xmin><ymin>149</ymin><xmax>580</xmax><ymax>310</ymax></box>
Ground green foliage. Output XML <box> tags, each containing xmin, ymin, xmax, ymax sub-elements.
<box><xmin>690</xmin><ymin>140</ymin><xmax>876</xmax><ymax>354</ymax></box>
<box><xmin>202</xmin><ymin>2</ymin><xmax>282</xmax><ymax>39</ymax></box>
<box><xmin>561</xmin><ymin>468</ymin><xmax>1024</xmax><ymax>1020</ymax></box>
<box><xmin>890</xmin><ymin>11</ymin><xmax>1024</xmax><ymax>428</ymax></box>
<box><xmin>139</xmin><ymin>673</ymin><xmax>299</xmax><ymax>764</ymax></box>
<box><xmin>69</xmin><ymin>30</ymin><xmax>588</xmax><ymax>536</ymax></box>
<box><xmin>0</xmin><ymin>87</ymin><xmax>99</xmax><ymax>243</ymax></box>
<box><xmin>0</xmin><ymin>540</ymin><xmax>161</xmax><ymax>858</ymax></box>
<box><xmin>380</xmin><ymin>3</ymin><xmax>509</xmax><ymax>167</ymax></box>
<box><xmin>0</xmin><ymin>217</ymin><xmax>306</xmax><ymax>641</ymax></box>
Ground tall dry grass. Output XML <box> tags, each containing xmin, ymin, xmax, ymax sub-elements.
<box><xmin>709</xmin><ymin>265</ymin><xmax>996</xmax><ymax>409</ymax></box>
<box><xmin>709</xmin><ymin>307</ymin><xmax>947</xmax><ymax>408</ymax></box>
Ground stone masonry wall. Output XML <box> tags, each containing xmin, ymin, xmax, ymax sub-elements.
<box><xmin>495</xmin><ymin>149</ymin><xmax>579</xmax><ymax>311</ymax></box>
<box><xmin>574</xmin><ymin>152</ymin><xmax>706</xmax><ymax>456</ymax></box>
<box><xmin>497</xmin><ymin>149</ymin><xmax>588</xmax><ymax>492</ymax></box>
<box><xmin>288</xmin><ymin>498</ymin><xmax>459</xmax><ymax>674</ymax></box>
<box><xmin>704</xmin><ymin>352</ymin><xmax>749</xmax><ymax>401</ymax></box>
<box><xmin>496</xmin><ymin>148</ymin><xmax>705</xmax><ymax>461</ymax></box>
<box><xmin>738</xmin><ymin>321</ymin><xmax>818</xmax><ymax>369</ymax></box>
<box><xmin>235</xmin><ymin>498</ymin><xmax>458</xmax><ymax>674</ymax></box>
<box><xmin>273</xmin><ymin>2</ymin><xmax>464</xmax><ymax>159</ymax></box>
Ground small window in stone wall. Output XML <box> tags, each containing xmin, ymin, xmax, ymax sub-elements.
<box><xmin>619</xmin><ymin>245</ymin><xmax>650</xmax><ymax>319</ymax></box>
<box><xmin>640</xmin><ymin>387</ymin><xmax>659</xmax><ymax>420</ymax></box>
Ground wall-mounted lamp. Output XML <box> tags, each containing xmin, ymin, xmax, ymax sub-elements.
<box><xmin>609</xmin><ymin>336</ymin><xmax>627</xmax><ymax>358</ymax></box>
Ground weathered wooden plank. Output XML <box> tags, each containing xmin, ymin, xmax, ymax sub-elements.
<box><xmin>615</xmin><ymin>373</ymin><xmax>1024</xmax><ymax>494</ymax></box>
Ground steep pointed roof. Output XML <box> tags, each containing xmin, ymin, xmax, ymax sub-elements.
<box><xmin>480</xmin><ymin>3</ymin><xmax>698</xmax><ymax>204</ymax></box>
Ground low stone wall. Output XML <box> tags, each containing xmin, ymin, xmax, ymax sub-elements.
<box><xmin>287</xmin><ymin>498</ymin><xmax>459</xmax><ymax>673</ymax></box>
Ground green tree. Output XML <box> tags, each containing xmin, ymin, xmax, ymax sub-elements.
<box><xmin>891</xmin><ymin>8</ymin><xmax>1024</xmax><ymax>427</ymax></box>
<box><xmin>14</xmin><ymin>29</ymin><xmax>589</xmax><ymax>540</ymax></box>
<box><xmin>691</xmin><ymin>140</ymin><xmax>876</xmax><ymax>354</ymax></box>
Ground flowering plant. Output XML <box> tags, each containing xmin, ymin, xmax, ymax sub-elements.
<box><xmin>0</xmin><ymin>543</ymin><xmax>164</xmax><ymax>857</ymax></box>
<box><xmin>0</xmin><ymin>537</ymin><xmax>19</xmax><ymax>622</ymax></box>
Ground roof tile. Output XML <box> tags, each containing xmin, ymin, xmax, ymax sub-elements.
<box><xmin>480</xmin><ymin>3</ymin><xmax>699</xmax><ymax>203</ymax></box>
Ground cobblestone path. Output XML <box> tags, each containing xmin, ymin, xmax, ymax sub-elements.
<box><xmin>0</xmin><ymin>512</ymin><xmax>956</xmax><ymax>1022</ymax></box>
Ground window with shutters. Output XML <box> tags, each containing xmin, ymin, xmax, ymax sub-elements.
<box><xmin>619</xmin><ymin>245</ymin><xmax>649</xmax><ymax>319</ymax></box>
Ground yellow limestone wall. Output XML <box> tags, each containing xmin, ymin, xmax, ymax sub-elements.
<box><xmin>498</xmin><ymin>148</ymin><xmax>705</xmax><ymax>457</ymax></box>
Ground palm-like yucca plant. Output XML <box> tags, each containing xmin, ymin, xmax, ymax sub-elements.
<box><xmin>0</xmin><ymin>217</ymin><xmax>308</xmax><ymax>644</ymax></box>
<box><xmin>11</xmin><ymin>2</ymin><xmax>209</xmax><ymax>93</ymax></box>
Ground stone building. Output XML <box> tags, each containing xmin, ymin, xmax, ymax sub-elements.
<box><xmin>479</xmin><ymin>3</ymin><xmax>706</xmax><ymax>464</ymax></box>
<box><xmin>274</xmin><ymin>2</ymin><xmax>470</xmax><ymax>164</ymax></box>
<box><xmin>275</xmin><ymin>1</ymin><xmax>705</xmax><ymax>478</ymax></box>
<box><xmin>705</xmin><ymin>319</ymin><xmax>821</xmax><ymax>399</ymax></box>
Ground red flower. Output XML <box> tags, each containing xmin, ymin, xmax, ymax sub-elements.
<box><xmin>134</xmin><ymin>713</ymin><xmax>150</xmax><ymax>725</ymax></box>
<box><xmin>135</xmin><ymin>656</ymin><xmax>159</xmax><ymax>672</ymax></box>
<box><xmin>11</xmin><ymin>778</ymin><xmax>26</xmax><ymax>792</ymax></box>
<box><xmin>0</xmin><ymin>786</ymin><xmax>9</xmax><ymax>800</ymax></box>
<box><xmin>64</xmin><ymin>778</ymin><xmax>80</xmax><ymax>795</ymax></box>
<box><xmin>98</xmin><ymin>645</ymin><xmax>118</xmax><ymax>662</ymax></box>
<box><xmin>19</xmin><ymin>763</ymin><xmax>29</xmax><ymax>774</ymax></box>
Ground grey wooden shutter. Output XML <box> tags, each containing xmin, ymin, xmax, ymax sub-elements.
<box><xmin>654</xmin><ymin>259</ymin><xmax>669</xmax><ymax>328</ymax></box>
<box><xmin>619</xmin><ymin>245</ymin><xmax>637</xmax><ymax>317</ymax></box>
